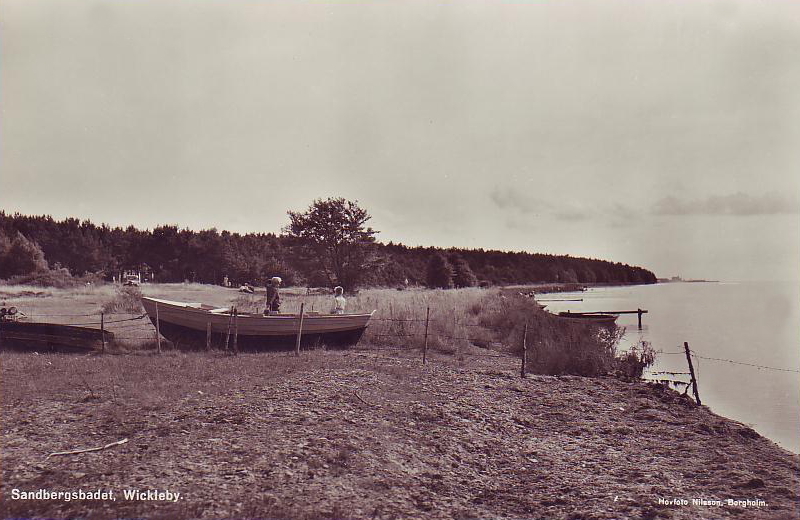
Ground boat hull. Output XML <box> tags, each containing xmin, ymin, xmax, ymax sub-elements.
<box><xmin>556</xmin><ymin>312</ymin><xmax>619</xmax><ymax>326</ymax></box>
<box><xmin>141</xmin><ymin>297</ymin><xmax>374</xmax><ymax>350</ymax></box>
<box><xmin>0</xmin><ymin>321</ymin><xmax>113</xmax><ymax>352</ymax></box>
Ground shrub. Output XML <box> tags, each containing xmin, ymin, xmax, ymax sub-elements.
<box><xmin>102</xmin><ymin>286</ymin><xmax>144</xmax><ymax>314</ymax></box>
<box><xmin>8</xmin><ymin>268</ymin><xmax>76</xmax><ymax>288</ymax></box>
<box><xmin>614</xmin><ymin>341</ymin><xmax>657</xmax><ymax>380</ymax></box>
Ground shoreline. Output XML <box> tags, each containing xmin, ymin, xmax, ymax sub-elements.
<box><xmin>2</xmin><ymin>350</ymin><xmax>798</xmax><ymax>519</ymax></box>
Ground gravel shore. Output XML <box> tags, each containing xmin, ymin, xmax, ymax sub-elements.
<box><xmin>2</xmin><ymin>350</ymin><xmax>798</xmax><ymax>519</ymax></box>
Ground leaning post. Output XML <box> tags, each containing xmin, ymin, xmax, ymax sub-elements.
<box><xmin>206</xmin><ymin>319</ymin><xmax>212</xmax><ymax>351</ymax></box>
<box><xmin>683</xmin><ymin>341</ymin><xmax>701</xmax><ymax>405</ymax></box>
<box><xmin>295</xmin><ymin>303</ymin><xmax>305</xmax><ymax>356</ymax></box>
<box><xmin>100</xmin><ymin>312</ymin><xmax>105</xmax><ymax>354</ymax></box>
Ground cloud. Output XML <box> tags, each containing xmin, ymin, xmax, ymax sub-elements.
<box><xmin>553</xmin><ymin>208</ymin><xmax>590</xmax><ymax>222</ymax></box>
<box><xmin>653</xmin><ymin>192</ymin><xmax>800</xmax><ymax>216</ymax></box>
<box><xmin>491</xmin><ymin>185</ymin><xmax>640</xmax><ymax>224</ymax></box>
<box><xmin>489</xmin><ymin>186</ymin><xmax>551</xmax><ymax>215</ymax></box>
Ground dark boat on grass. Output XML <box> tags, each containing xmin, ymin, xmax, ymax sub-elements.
<box><xmin>0</xmin><ymin>308</ymin><xmax>113</xmax><ymax>351</ymax></box>
<box><xmin>141</xmin><ymin>297</ymin><xmax>375</xmax><ymax>350</ymax></box>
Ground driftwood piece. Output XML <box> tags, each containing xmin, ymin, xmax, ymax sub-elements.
<box><xmin>45</xmin><ymin>438</ymin><xmax>129</xmax><ymax>460</ymax></box>
<box><xmin>353</xmin><ymin>390</ymin><xmax>376</xmax><ymax>407</ymax></box>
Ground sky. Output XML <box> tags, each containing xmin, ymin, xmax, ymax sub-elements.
<box><xmin>2</xmin><ymin>0</ymin><xmax>799</xmax><ymax>281</ymax></box>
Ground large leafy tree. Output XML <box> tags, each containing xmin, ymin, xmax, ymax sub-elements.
<box><xmin>284</xmin><ymin>198</ymin><xmax>378</xmax><ymax>290</ymax></box>
<box><xmin>0</xmin><ymin>231</ymin><xmax>48</xmax><ymax>279</ymax></box>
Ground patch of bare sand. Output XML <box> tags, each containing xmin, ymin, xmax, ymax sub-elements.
<box><xmin>1</xmin><ymin>352</ymin><xmax>798</xmax><ymax>519</ymax></box>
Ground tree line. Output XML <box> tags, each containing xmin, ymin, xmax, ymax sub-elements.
<box><xmin>0</xmin><ymin>202</ymin><xmax>656</xmax><ymax>288</ymax></box>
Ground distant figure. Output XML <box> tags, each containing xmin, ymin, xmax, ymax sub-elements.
<box><xmin>331</xmin><ymin>286</ymin><xmax>346</xmax><ymax>314</ymax></box>
<box><xmin>239</xmin><ymin>282</ymin><xmax>255</xmax><ymax>294</ymax></box>
<box><xmin>223</xmin><ymin>275</ymin><xmax>230</xmax><ymax>288</ymax></box>
<box><xmin>264</xmin><ymin>276</ymin><xmax>282</xmax><ymax>315</ymax></box>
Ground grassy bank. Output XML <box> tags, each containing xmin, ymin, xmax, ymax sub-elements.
<box><xmin>1</xmin><ymin>350</ymin><xmax>798</xmax><ymax>519</ymax></box>
<box><xmin>2</xmin><ymin>282</ymin><xmax>647</xmax><ymax>377</ymax></box>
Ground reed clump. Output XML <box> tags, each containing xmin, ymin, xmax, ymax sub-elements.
<box><xmin>102</xmin><ymin>286</ymin><xmax>144</xmax><ymax>314</ymax></box>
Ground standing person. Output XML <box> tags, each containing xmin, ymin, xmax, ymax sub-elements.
<box><xmin>331</xmin><ymin>286</ymin><xmax>346</xmax><ymax>314</ymax></box>
<box><xmin>264</xmin><ymin>276</ymin><xmax>282</xmax><ymax>315</ymax></box>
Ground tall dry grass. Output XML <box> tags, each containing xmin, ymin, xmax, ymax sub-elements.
<box><xmin>10</xmin><ymin>282</ymin><xmax>654</xmax><ymax>378</ymax></box>
<box><xmin>272</xmin><ymin>287</ymin><xmax>643</xmax><ymax>377</ymax></box>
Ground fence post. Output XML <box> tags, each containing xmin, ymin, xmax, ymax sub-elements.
<box><xmin>423</xmin><ymin>306</ymin><xmax>430</xmax><ymax>364</ymax></box>
<box><xmin>100</xmin><ymin>312</ymin><xmax>105</xmax><ymax>354</ymax></box>
<box><xmin>155</xmin><ymin>302</ymin><xmax>162</xmax><ymax>354</ymax></box>
<box><xmin>521</xmin><ymin>322</ymin><xmax>528</xmax><ymax>378</ymax></box>
<box><xmin>206</xmin><ymin>319</ymin><xmax>212</xmax><ymax>351</ymax></box>
<box><xmin>683</xmin><ymin>342</ymin><xmax>701</xmax><ymax>405</ymax></box>
<box><xmin>637</xmin><ymin>308</ymin><xmax>643</xmax><ymax>329</ymax></box>
<box><xmin>224</xmin><ymin>308</ymin><xmax>233</xmax><ymax>353</ymax></box>
<box><xmin>295</xmin><ymin>303</ymin><xmax>305</xmax><ymax>356</ymax></box>
<box><xmin>233</xmin><ymin>307</ymin><xmax>239</xmax><ymax>355</ymax></box>
<box><xmin>453</xmin><ymin>306</ymin><xmax>460</xmax><ymax>362</ymax></box>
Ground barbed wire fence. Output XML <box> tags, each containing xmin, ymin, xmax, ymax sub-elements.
<box><xmin>3</xmin><ymin>308</ymin><xmax>799</xmax><ymax>386</ymax></box>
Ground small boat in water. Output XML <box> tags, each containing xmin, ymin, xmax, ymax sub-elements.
<box><xmin>141</xmin><ymin>297</ymin><xmax>375</xmax><ymax>350</ymax></box>
<box><xmin>556</xmin><ymin>311</ymin><xmax>619</xmax><ymax>325</ymax></box>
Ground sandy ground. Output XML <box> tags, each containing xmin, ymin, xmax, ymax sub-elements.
<box><xmin>1</xmin><ymin>349</ymin><xmax>798</xmax><ymax>520</ymax></box>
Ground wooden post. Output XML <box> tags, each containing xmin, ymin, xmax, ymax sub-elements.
<box><xmin>637</xmin><ymin>308</ymin><xmax>643</xmax><ymax>329</ymax></box>
<box><xmin>233</xmin><ymin>307</ymin><xmax>239</xmax><ymax>355</ymax></box>
<box><xmin>683</xmin><ymin>342</ymin><xmax>701</xmax><ymax>405</ymax></box>
<box><xmin>453</xmin><ymin>306</ymin><xmax>459</xmax><ymax>361</ymax></box>
<box><xmin>206</xmin><ymin>319</ymin><xmax>212</xmax><ymax>351</ymax></box>
<box><xmin>295</xmin><ymin>303</ymin><xmax>305</xmax><ymax>356</ymax></box>
<box><xmin>155</xmin><ymin>302</ymin><xmax>162</xmax><ymax>354</ymax></box>
<box><xmin>521</xmin><ymin>322</ymin><xmax>528</xmax><ymax>378</ymax></box>
<box><xmin>224</xmin><ymin>309</ymin><xmax>233</xmax><ymax>352</ymax></box>
<box><xmin>100</xmin><ymin>312</ymin><xmax>105</xmax><ymax>353</ymax></box>
<box><xmin>422</xmin><ymin>306</ymin><xmax>430</xmax><ymax>365</ymax></box>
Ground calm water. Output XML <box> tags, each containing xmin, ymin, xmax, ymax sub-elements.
<box><xmin>542</xmin><ymin>281</ymin><xmax>800</xmax><ymax>454</ymax></box>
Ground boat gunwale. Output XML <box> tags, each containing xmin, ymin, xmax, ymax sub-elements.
<box><xmin>141</xmin><ymin>297</ymin><xmax>376</xmax><ymax>320</ymax></box>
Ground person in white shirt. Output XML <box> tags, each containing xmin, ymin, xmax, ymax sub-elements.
<box><xmin>331</xmin><ymin>286</ymin><xmax>346</xmax><ymax>314</ymax></box>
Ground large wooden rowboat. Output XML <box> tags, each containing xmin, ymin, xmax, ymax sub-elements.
<box><xmin>141</xmin><ymin>297</ymin><xmax>375</xmax><ymax>350</ymax></box>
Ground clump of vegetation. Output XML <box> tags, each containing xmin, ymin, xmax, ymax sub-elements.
<box><xmin>614</xmin><ymin>341</ymin><xmax>657</xmax><ymax>380</ymax></box>
<box><xmin>7</xmin><ymin>268</ymin><xmax>104</xmax><ymax>289</ymax></box>
<box><xmin>474</xmin><ymin>294</ymin><xmax>627</xmax><ymax>377</ymax></box>
<box><xmin>293</xmin><ymin>287</ymin><xmax>646</xmax><ymax>378</ymax></box>
<box><xmin>102</xmin><ymin>286</ymin><xmax>144</xmax><ymax>314</ymax></box>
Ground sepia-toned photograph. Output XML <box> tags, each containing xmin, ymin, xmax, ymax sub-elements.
<box><xmin>1</xmin><ymin>0</ymin><xmax>799</xmax><ymax>518</ymax></box>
